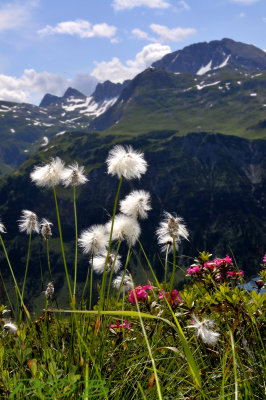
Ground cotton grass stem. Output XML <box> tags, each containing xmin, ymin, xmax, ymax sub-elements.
<box><xmin>53</xmin><ymin>186</ymin><xmax>72</xmax><ymax>303</ymax></box>
<box><xmin>73</xmin><ymin>184</ymin><xmax>78</xmax><ymax>305</ymax></box>
<box><xmin>99</xmin><ymin>176</ymin><xmax>123</xmax><ymax>311</ymax></box>
<box><xmin>165</xmin><ymin>243</ymin><xmax>170</xmax><ymax>282</ymax></box>
<box><xmin>46</xmin><ymin>239</ymin><xmax>53</xmax><ymax>282</ymax></box>
<box><xmin>130</xmin><ymin>277</ymin><xmax>162</xmax><ymax>400</ymax></box>
<box><xmin>138</xmin><ymin>239</ymin><xmax>201</xmax><ymax>388</ymax></box>
<box><xmin>106</xmin><ymin>240</ymin><xmax>121</xmax><ymax>302</ymax></box>
<box><xmin>0</xmin><ymin>234</ymin><xmax>30</xmax><ymax>320</ymax></box>
<box><xmin>81</xmin><ymin>255</ymin><xmax>93</xmax><ymax>308</ymax></box>
<box><xmin>21</xmin><ymin>232</ymin><xmax>31</xmax><ymax>302</ymax></box>
<box><xmin>169</xmin><ymin>239</ymin><xmax>176</xmax><ymax>291</ymax></box>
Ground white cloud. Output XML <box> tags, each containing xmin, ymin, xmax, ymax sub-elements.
<box><xmin>91</xmin><ymin>43</ymin><xmax>171</xmax><ymax>83</ymax></box>
<box><xmin>239</xmin><ymin>12</ymin><xmax>246</xmax><ymax>17</ymax></box>
<box><xmin>38</xmin><ymin>20</ymin><xmax>117</xmax><ymax>39</ymax></box>
<box><xmin>0</xmin><ymin>69</ymin><xmax>99</xmax><ymax>104</ymax></box>
<box><xmin>112</xmin><ymin>0</ymin><xmax>170</xmax><ymax>11</ymax></box>
<box><xmin>150</xmin><ymin>24</ymin><xmax>196</xmax><ymax>42</ymax></box>
<box><xmin>0</xmin><ymin>0</ymin><xmax>38</xmax><ymax>32</ymax></box>
<box><xmin>132</xmin><ymin>28</ymin><xmax>156</xmax><ymax>42</ymax></box>
<box><xmin>178</xmin><ymin>1</ymin><xmax>190</xmax><ymax>11</ymax></box>
<box><xmin>0</xmin><ymin>69</ymin><xmax>68</xmax><ymax>103</ymax></box>
<box><xmin>132</xmin><ymin>24</ymin><xmax>196</xmax><ymax>43</ymax></box>
<box><xmin>231</xmin><ymin>0</ymin><xmax>260</xmax><ymax>4</ymax></box>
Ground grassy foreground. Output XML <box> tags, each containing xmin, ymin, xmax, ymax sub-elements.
<box><xmin>0</xmin><ymin>147</ymin><xmax>265</xmax><ymax>399</ymax></box>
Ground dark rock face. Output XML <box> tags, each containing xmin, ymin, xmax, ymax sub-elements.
<box><xmin>39</xmin><ymin>82</ymin><xmax>130</xmax><ymax>108</ymax></box>
<box><xmin>63</xmin><ymin>87</ymin><xmax>86</xmax><ymax>99</ymax></box>
<box><xmin>152</xmin><ymin>38</ymin><xmax>266</xmax><ymax>73</ymax></box>
<box><xmin>92</xmin><ymin>80</ymin><xmax>130</xmax><ymax>103</ymax></box>
<box><xmin>39</xmin><ymin>93</ymin><xmax>61</xmax><ymax>107</ymax></box>
<box><xmin>39</xmin><ymin>87</ymin><xmax>86</xmax><ymax>107</ymax></box>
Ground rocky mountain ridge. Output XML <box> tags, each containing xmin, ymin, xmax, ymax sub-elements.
<box><xmin>152</xmin><ymin>38</ymin><xmax>266</xmax><ymax>74</ymax></box>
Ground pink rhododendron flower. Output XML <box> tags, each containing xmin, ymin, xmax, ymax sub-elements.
<box><xmin>203</xmin><ymin>261</ymin><xmax>217</xmax><ymax>271</ymax></box>
<box><xmin>214</xmin><ymin>256</ymin><xmax>233</xmax><ymax>267</ymax></box>
<box><xmin>108</xmin><ymin>320</ymin><xmax>131</xmax><ymax>330</ymax></box>
<box><xmin>128</xmin><ymin>285</ymin><xmax>148</xmax><ymax>305</ymax></box>
<box><xmin>263</xmin><ymin>254</ymin><xmax>266</xmax><ymax>263</ymax></box>
<box><xmin>227</xmin><ymin>270</ymin><xmax>244</xmax><ymax>277</ymax></box>
<box><xmin>187</xmin><ymin>265</ymin><xmax>201</xmax><ymax>275</ymax></box>
<box><xmin>142</xmin><ymin>282</ymin><xmax>154</xmax><ymax>290</ymax></box>
<box><xmin>159</xmin><ymin>289</ymin><xmax>182</xmax><ymax>306</ymax></box>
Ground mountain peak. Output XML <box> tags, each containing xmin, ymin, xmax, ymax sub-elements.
<box><xmin>63</xmin><ymin>87</ymin><xmax>86</xmax><ymax>99</ymax></box>
<box><xmin>39</xmin><ymin>93</ymin><xmax>61</xmax><ymax>107</ymax></box>
<box><xmin>92</xmin><ymin>80</ymin><xmax>130</xmax><ymax>103</ymax></box>
<box><xmin>152</xmin><ymin>38</ymin><xmax>266</xmax><ymax>75</ymax></box>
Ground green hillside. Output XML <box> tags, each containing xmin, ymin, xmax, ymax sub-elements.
<box><xmin>90</xmin><ymin>68</ymin><xmax>266</xmax><ymax>139</ymax></box>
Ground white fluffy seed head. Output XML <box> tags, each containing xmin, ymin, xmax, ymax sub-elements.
<box><xmin>119</xmin><ymin>190</ymin><xmax>151</xmax><ymax>219</ymax></box>
<box><xmin>156</xmin><ymin>211</ymin><xmax>188</xmax><ymax>252</ymax></box>
<box><xmin>187</xmin><ymin>315</ymin><xmax>220</xmax><ymax>346</ymax></box>
<box><xmin>106</xmin><ymin>145</ymin><xmax>147</xmax><ymax>180</ymax></box>
<box><xmin>92</xmin><ymin>252</ymin><xmax>122</xmax><ymax>275</ymax></box>
<box><xmin>40</xmin><ymin>218</ymin><xmax>53</xmax><ymax>240</ymax></box>
<box><xmin>157</xmin><ymin>235</ymin><xmax>180</xmax><ymax>254</ymax></box>
<box><xmin>61</xmin><ymin>162</ymin><xmax>88</xmax><ymax>187</ymax></box>
<box><xmin>18</xmin><ymin>210</ymin><xmax>39</xmax><ymax>234</ymax></box>
<box><xmin>113</xmin><ymin>273</ymin><xmax>133</xmax><ymax>292</ymax></box>
<box><xmin>0</xmin><ymin>219</ymin><xmax>6</xmax><ymax>234</ymax></box>
<box><xmin>78</xmin><ymin>225</ymin><xmax>109</xmax><ymax>255</ymax></box>
<box><xmin>106</xmin><ymin>214</ymin><xmax>141</xmax><ymax>246</ymax></box>
<box><xmin>45</xmin><ymin>282</ymin><xmax>54</xmax><ymax>300</ymax></box>
<box><xmin>3</xmin><ymin>322</ymin><xmax>18</xmax><ymax>335</ymax></box>
<box><xmin>30</xmin><ymin>157</ymin><xmax>65</xmax><ymax>188</ymax></box>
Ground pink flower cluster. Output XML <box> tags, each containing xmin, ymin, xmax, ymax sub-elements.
<box><xmin>263</xmin><ymin>254</ymin><xmax>266</xmax><ymax>264</ymax></box>
<box><xmin>227</xmin><ymin>270</ymin><xmax>244</xmax><ymax>278</ymax></box>
<box><xmin>187</xmin><ymin>255</ymin><xmax>245</xmax><ymax>282</ymax></box>
<box><xmin>187</xmin><ymin>265</ymin><xmax>201</xmax><ymax>275</ymax></box>
<box><xmin>187</xmin><ymin>255</ymin><xmax>233</xmax><ymax>276</ymax></box>
<box><xmin>128</xmin><ymin>283</ymin><xmax>153</xmax><ymax>305</ymax></box>
<box><xmin>108</xmin><ymin>320</ymin><xmax>131</xmax><ymax>330</ymax></box>
<box><xmin>213</xmin><ymin>255</ymin><xmax>233</xmax><ymax>267</ymax></box>
<box><xmin>159</xmin><ymin>289</ymin><xmax>182</xmax><ymax>306</ymax></box>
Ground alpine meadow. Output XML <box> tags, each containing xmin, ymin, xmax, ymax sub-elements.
<box><xmin>0</xmin><ymin>11</ymin><xmax>265</xmax><ymax>398</ymax></box>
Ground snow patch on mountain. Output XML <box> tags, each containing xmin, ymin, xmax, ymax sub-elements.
<box><xmin>61</xmin><ymin>96</ymin><xmax>118</xmax><ymax>117</ymax></box>
<box><xmin>197</xmin><ymin>55</ymin><xmax>231</xmax><ymax>76</ymax></box>
<box><xmin>196</xmin><ymin>81</ymin><xmax>220</xmax><ymax>90</ymax></box>
<box><xmin>197</xmin><ymin>60</ymin><xmax>212</xmax><ymax>75</ymax></box>
<box><xmin>41</xmin><ymin>136</ymin><xmax>49</xmax><ymax>146</ymax></box>
<box><xmin>81</xmin><ymin>97</ymin><xmax>118</xmax><ymax>117</ymax></box>
<box><xmin>214</xmin><ymin>55</ymin><xmax>231</xmax><ymax>70</ymax></box>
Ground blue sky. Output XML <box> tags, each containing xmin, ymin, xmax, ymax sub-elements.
<box><xmin>0</xmin><ymin>0</ymin><xmax>265</xmax><ymax>104</ymax></box>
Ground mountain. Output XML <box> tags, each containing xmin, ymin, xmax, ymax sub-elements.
<box><xmin>0</xmin><ymin>81</ymin><xmax>130</xmax><ymax>176</ymax></box>
<box><xmin>89</xmin><ymin>38</ymin><xmax>266</xmax><ymax>135</ymax></box>
<box><xmin>1</xmin><ymin>38</ymin><xmax>266</xmax><ymax>178</ymax></box>
<box><xmin>0</xmin><ymin>130</ymin><xmax>264</xmax><ymax>309</ymax></box>
<box><xmin>39</xmin><ymin>81</ymin><xmax>130</xmax><ymax>113</ymax></box>
<box><xmin>152</xmin><ymin>38</ymin><xmax>266</xmax><ymax>74</ymax></box>
<box><xmin>0</xmin><ymin>98</ymin><xmax>92</xmax><ymax>177</ymax></box>
<box><xmin>89</xmin><ymin>66</ymin><xmax>266</xmax><ymax>138</ymax></box>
